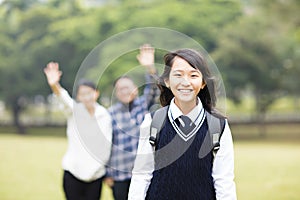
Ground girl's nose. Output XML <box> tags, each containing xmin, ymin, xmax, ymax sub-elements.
<box><xmin>181</xmin><ymin>76</ymin><xmax>191</xmax><ymax>85</ymax></box>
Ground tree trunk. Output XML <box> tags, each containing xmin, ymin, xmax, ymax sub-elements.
<box><xmin>12</xmin><ymin>102</ymin><xmax>26</xmax><ymax>134</ymax></box>
<box><xmin>255</xmin><ymin>92</ymin><xmax>267</xmax><ymax>138</ymax></box>
<box><xmin>257</xmin><ymin>111</ymin><xmax>266</xmax><ymax>138</ymax></box>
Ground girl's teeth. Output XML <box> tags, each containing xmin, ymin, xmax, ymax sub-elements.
<box><xmin>180</xmin><ymin>89</ymin><xmax>191</xmax><ymax>92</ymax></box>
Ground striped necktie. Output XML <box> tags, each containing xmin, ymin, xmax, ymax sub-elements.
<box><xmin>176</xmin><ymin>115</ymin><xmax>196</xmax><ymax>135</ymax></box>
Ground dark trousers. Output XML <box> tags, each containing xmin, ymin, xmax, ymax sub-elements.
<box><xmin>63</xmin><ymin>170</ymin><xmax>103</xmax><ymax>200</ymax></box>
<box><xmin>112</xmin><ymin>179</ymin><xmax>131</xmax><ymax>200</ymax></box>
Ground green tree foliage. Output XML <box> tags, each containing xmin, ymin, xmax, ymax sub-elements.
<box><xmin>212</xmin><ymin>0</ymin><xmax>299</xmax><ymax>134</ymax></box>
<box><xmin>213</xmin><ymin>17</ymin><xmax>282</xmax><ymax>114</ymax></box>
<box><xmin>102</xmin><ymin>0</ymin><xmax>242</xmax><ymax>51</ymax></box>
<box><xmin>86</xmin><ymin>0</ymin><xmax>242</xmax><ymax>97</ymax></box>
<box><xmin>0</xmin><ymin>0</ymin><xmax>96</xmax><ymax>133</ymax></box>
<box><xmin>257</xmin><ymin>0</ymin><xmax>300</xmax><ymax>96</ymax></box>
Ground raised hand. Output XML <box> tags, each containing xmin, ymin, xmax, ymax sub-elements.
<box><xmin>44</xmin><ymin>62</ymin><xmax>62</xmax><ymax>86</ymax></box>
<box><xmin>136</xmin><ymin>44</ymin><xmax>156</xmax><ymax>74</ymax></box>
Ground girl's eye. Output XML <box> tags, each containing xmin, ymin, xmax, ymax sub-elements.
<box><xmin>191</xmin><ymin>74</ymin><xmax>200</xmax><ymax>78</ymax></box>
<box><xmin>174</xmin><ymin>73</ymin><xmax>181</xmax><ymax>77</ymax></box>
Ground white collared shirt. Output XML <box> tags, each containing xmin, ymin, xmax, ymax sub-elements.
<box><xmin>128</xmin><ymin>98</ymin><xmax>237</xmax><ymax>199</ymax></box>
<box><xmin>58</xmin><ymin>88</ymin><xmax>112</xmax><ymax>182</ymax></box>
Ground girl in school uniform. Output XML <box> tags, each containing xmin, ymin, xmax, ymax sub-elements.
<box><xmin>128</xmin><ymin>49</ymin><xmax>237</xmax><ymax>200</ymax></box>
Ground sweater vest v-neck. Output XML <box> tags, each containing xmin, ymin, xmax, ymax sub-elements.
<box><xmin>146</xmin><ymin>118</ymin><xmax>216</xmax><ymax>200</ymax></box>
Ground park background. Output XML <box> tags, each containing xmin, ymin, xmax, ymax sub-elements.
<box><xmin>0</xmin><ymin>0</ymin><xmax>299</xmax><ymax>199</ymax></box>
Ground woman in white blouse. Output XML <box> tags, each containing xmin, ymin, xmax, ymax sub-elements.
<box><xmin>128</xmin><ymin>49</ymin><xmax>236</xmax><ymax>200</ymax></box>
<box><xmin>44</xmin><ymin>62</ymin><xmax>112</xmax><ymax>200</ymax></box>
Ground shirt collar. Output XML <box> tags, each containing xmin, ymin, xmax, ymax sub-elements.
<box><xmin>168</xmin><ymin>97</ymin><xmax>204</xmax><ymax>125</ymax></box>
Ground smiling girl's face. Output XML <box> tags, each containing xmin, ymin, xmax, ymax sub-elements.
<box><xmin>165</xmin><ymin>56</ymin><xmax>206</xmax><ymax>110</ymax></box>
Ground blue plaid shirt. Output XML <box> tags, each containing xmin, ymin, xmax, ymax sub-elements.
<box><xmin>107</xmin><ymin>74</ymin><xmax>159</xmax><ymax>181</ymax></box>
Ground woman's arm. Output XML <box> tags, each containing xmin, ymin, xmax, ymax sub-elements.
<box><xmin>128</xmin><ymin>113</ymin><xmax>155</xmax><ymax>200</ymax></box>
<box><xmin>212</xmin><ymin>120</ymin><xmax>237</xmax><ymax>200</ymax></box>
<box><xmin>137</xmin><ymin>44</ymin><xmax>160</xmax><ymax>110</ymax></box>
<box><xmin>44</xmin><ymin>62</ymin><xmax>74</xmax><ymax>110</ymax></box>
<box><xmin>44</xmin><ymin>62</ymin><xmax>62</xmax><ymax>96</ymax></box>
<box><xmin>136</xmin><ymin>44</ymin><xmax>156</xmax><ymax>75</ymax></box>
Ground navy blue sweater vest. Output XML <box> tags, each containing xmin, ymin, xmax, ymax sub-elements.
<box><xmin>146</xmin><ymin>118</ymin><xmax>216</xmax><ymax>200</ymax></box>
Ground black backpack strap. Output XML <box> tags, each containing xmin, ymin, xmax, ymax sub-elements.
<box><xmin>206</xmin><ymin>111</ymin><xmax>226</xmax><ymax>158</ymax></box>
<box><xmin>149</xmin><ymin>106</ymin><xmax>169</xmax><ymax>147</ymax></box>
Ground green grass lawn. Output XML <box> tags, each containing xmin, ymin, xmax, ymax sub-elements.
<box><xmin>234</xmin><ymin>141</ymin><xmax>300</xmax><ymax>200</ymax></box>
<box><xmin>0</xmin><ymin>133</ymin><xmax>113</xmax><ymax>200</ymax></box>
<box><xmin>0</xmin><ymin>132</ymin><xmax>300</xmax><ymax>200</ymax></box>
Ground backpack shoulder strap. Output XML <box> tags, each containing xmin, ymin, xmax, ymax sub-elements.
<box><xmin>206</xmin><ymin>111</ymin><xmax>226</xmax><ymax>158</ymax></box>
<box><xmin>149</xmin><ymin>106</ymin><xmax>169</xmax><ymax>147</ymax></box>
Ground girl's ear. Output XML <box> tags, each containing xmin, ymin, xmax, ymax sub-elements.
<box><xmin>201</xmin><ymin>82</ymin><xmax>206</xmax><ymax>89</ymax></box>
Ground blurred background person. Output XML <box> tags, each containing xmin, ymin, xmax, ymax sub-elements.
<box><xmin>44</xmin><ymin>62</ymin><xmax>112</xmax><ymax>200</ymax></box>
<box><xmin>105</xmin><ymin>44</ymin><xmax>159</xmax><ymax>200</ymax></box>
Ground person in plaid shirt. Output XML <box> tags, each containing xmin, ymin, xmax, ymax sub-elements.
<box><xmin>105</xmin><ymin>44</ymin><xmax>159</xmax><ymax>200</ymax></box>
